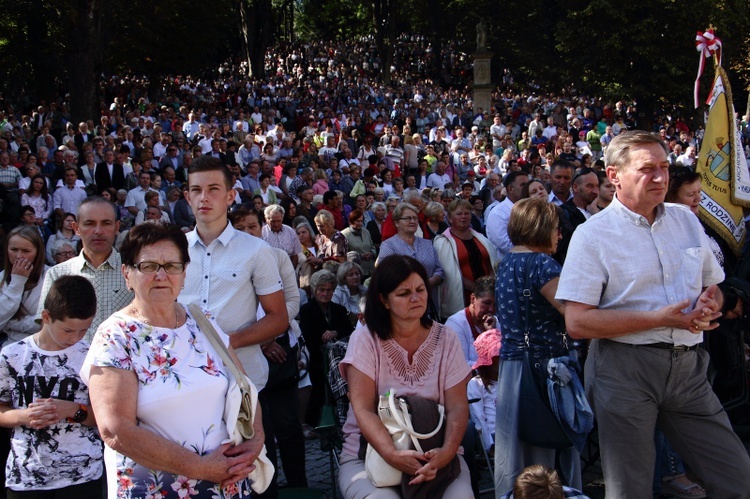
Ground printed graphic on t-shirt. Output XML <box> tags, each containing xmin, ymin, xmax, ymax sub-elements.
<box><xmin>0</xmin><ymin>338</ymin><xmax>102</xmax><ymax>491</ymax></box>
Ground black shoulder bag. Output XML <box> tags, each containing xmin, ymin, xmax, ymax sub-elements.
<box><xmin>516</xmin><ymin>253</ymin><xmax>573</xmax><ymax>449</ymax></box>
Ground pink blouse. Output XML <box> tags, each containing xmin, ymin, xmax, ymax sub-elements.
<box><xmin>339</xmin><ymin>322</ymin><xmax>470</xmax><ymax>457</ymax></box>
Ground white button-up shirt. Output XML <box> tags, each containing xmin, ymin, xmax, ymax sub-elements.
<box><xmin>556</xmin><ymin>195</ymin><xmax>724</xmax><ymax>346</ymax></box>
<box><xmin>486</xmin><ymin>197</ymin><xmax>514</xmax><ymax>261</ymax></box>
<box><xmin>180</xmin><ymin>223</ymin><xmax>283</xmax><ymax>390</ymax></box>
<box><xmin>52</xmin><ymin>184</ymin><xmax>87</xmax><ymax>214</ymax></box>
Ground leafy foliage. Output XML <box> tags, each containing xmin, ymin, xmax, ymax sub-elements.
<box><xmin>1</xmin><ymin>0</ymin><xmax>749</xmax><ymax>117</ymax></box>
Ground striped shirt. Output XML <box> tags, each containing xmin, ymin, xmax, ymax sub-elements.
<box><xmin>262</xmin><ymin>224</ymin><xmax>302</xmax><ymax>258</ymax></box>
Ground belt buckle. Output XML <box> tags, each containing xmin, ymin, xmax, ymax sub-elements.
<box><xmin>672</xmin><ymin>344</ymin><xmax>690</xmax><ymax>352</ymax></box>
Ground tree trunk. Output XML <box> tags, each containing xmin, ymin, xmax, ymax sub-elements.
<box><xmin>26</xmin><ymin>5</ymin><xmax>56</xmax><ymax>101</ymax></box>
<box><xmin>66</xmin><ymin>0</ymin><xmax>105</xmax><ymax>124</ymax></box>
<box><xmin>243</xmin><ymin>0</ymin><xmax>271</xmax><ymax>78</ymax></box>
<box><xmin>372</xmin><ymin>0</ymin><xmax>394</xmax><ymax>85</ymax></box>
<box><xmin>238</xmin><ymin>0</ymin><xmax>253</xmax><ymax>75</ymax></box>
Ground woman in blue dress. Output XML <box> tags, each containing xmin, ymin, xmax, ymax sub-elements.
<box><xmin>493</xmin><ymin>198</ymin><xmax>582</xmax><ymax>495</ymax></box>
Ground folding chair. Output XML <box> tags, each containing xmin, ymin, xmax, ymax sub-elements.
<box><xmin>468</xmin><ymin>397</ymin><xmax>494</xmax><ymax>496</ymax></box>
<box><xmin>314</xmin><ymin>340</ymin><xmax>349</xmax><ymax>499</ymax></box>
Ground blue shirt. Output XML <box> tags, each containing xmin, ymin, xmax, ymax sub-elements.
<box><xmin>496</xmin><ymin>252</ymin><xmax>566</xmax><ymax>360</ymax></box>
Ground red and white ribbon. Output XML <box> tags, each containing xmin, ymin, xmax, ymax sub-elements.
<box><xmin>694</xmin><ymin>29</ymin><xmax>722</xmax><ymax>108</ymax></box>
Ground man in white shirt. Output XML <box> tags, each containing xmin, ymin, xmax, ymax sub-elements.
<box><xmin>557</xmin><ymin>131</ymin><xmax>750</xmax><ymax>498</ymax></box>
<box><xmin>125</xmin><ymin>171</ymin><xmax>157</xmax><ymax>215</ymax></box>
<box><xmin>233</xmin><ymin>112</ymin><xmax>250</xmax><ymax>134</ymax></box>
<box><xmin>152</xmin><ymin>133</ymin><xmax>171</xmax><ymax>159</ymax></box>
<box><xmin>180</xmin><ymin>155</ymin><xmax>288</xmax><ymax>496</ymax></box>
<box><xmin>52</xmin><ymin>167</ymin><xmax>87</xmax><ymax>218</ymax></box>
<box><xmin>490</xmin><ymin>115</ymin><xmax>507</xmax><ymax>151</ymax></box>
<box><xmin>427</xmin><ymin>161</ymin><xmax>452</xmax><ymax>189</ymax></box>
<box><xmin>542</xmin><ymin>116</ymin><xmax>558</xmax><ymax>141</ymax></box>
<box><xmin>486</xmin><ymin>171</ymin><xmax>528</xmax><ymax>261</ymax></box>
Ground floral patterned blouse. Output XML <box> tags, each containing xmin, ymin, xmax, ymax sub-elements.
<box><xmin>81</xmin><ymin>305</ymin><xmax>251</xmax><ymax>499</ymax></box>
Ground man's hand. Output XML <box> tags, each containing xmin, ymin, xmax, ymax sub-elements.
<box><xmin>656</xmin><ymin>295</ymin><xmax>721</xmax><ymax>334</ymax></box>
<box><xmin>261</xmin><ymin>340</ymin><xmax>287</xmax><ymax>363</ymax></box>
<box><xmin>690</xmin><ymin>285</ymin><xmax>723</xmax><ymax>333</ymax></box>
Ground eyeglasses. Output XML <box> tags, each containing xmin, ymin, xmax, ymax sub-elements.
<box><xmin>55</xmin><ymin>250</ymin><xmax>76</xmax><ymax>257</ymax></box>
<box><xmin>133</xmin><ymin>261</ymin><xmax>185</xmax><ymax>274</ymax></box>
<box><xmin>399</xmin><ymin>216</ymin><xmax>419</xmax><ymax>222</ymax></box>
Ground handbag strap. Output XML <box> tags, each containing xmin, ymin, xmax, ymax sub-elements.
<box><xmin>520</xmin><ymin>253</ymin><xmax>539</xmax><ymax>348</ymax></box>
<box><xmin>188</xmin><ymin>303</ymin><xmax>253</xmax><ymax>397</ymax></box>
<box><xmin>386</xmin><ymin>390</ymin><xmax>445</xmax><ymax>441</ymax></box>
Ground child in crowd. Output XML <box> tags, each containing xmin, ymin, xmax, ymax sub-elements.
<box><xmin>0</xmin><ymin>276</ymin><xmax>102</xmax><ymax>498</ymax></box>
<box><xmin>468</xmin><ymin>329</ymin><xmax>501</xmax><ymax>453</ymax></box>
<box><xmin>502</xmin><ymin>465</ymin><xmax>590</xmax><ymax>499</ymax></box>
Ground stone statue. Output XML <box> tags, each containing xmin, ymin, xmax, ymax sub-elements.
<box><xmin>476</xmin><ymin>20</ymin><xmax>487</xmax><ymax>50</ymax></box>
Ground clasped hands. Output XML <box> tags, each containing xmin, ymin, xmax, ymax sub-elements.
<box><xmin>660</xmin><ymin>284</ymin><xmax>723</xmax><ymax>334</ymax></box>
<box><xmin>23</xmin><ymin>398</ymin><xmax>78</xmax><ymax>429</ymax></box>
<box><xmin>388</xmin><ymin>446</ymin><xmax>452</xmax><ymax>485</ymax></box>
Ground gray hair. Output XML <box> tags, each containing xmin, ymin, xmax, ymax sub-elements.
<box><xmin>336</xmin><ymin>261</ymin><xmax>363</xmax><ymax>285</ymax></box>
<box><xmin>50</xmin><ymin>238</ymin><xmax>76</xmax><ymax>257</ymax></box>
<box><xmin>293</xmin><ymin>217</ymin><xmax>313</xmax><ymax>231</ymax></box>
<box><xmin>370</xmin><ymin>201</ymin><xmax>386</xmax><ymax>213</ymax></box>
<box><xmin>403</xmin><ymin>190</ymin><xmax>422</xmax><ymax>205</ymax></box>
<box><xmin>310</xmin><ymin>269</ymin><xmax>337</xmax><ymax>291</ymax></box>
<box><xmin>264</xmin><ymin>204</ymin><xmax>285</xmax><ymax>219</ymax></box>
<box><xmin>605</xmin><ymin>130</ymin><xmax>669</xmax><ymax>170</ymax></box>
<box><xmin>423</xmin><ymin>201</ymin><xmax>444</xmax><ymax>219</ymax></box>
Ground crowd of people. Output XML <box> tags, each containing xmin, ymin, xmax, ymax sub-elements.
<box><xmin>0</xmin><ymin>34</ymin><xmax>749</xmax><ymax>499</ymax></box>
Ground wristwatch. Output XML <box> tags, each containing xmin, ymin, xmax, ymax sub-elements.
<box><xmin>67</xmin><ymin>404</ymin><xmax>88</xmax><ymax>424</ymax></box>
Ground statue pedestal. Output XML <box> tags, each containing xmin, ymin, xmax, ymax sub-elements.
<box><xmin>473</xmin><ymin>51</ymin><xmax>493</xmax><ymax>117</ymax></box>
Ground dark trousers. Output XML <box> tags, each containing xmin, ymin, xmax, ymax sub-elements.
<box><xmin>264</xmin><ymin>383</ymin><xmax>308</xmax><ymax>488</ymax></box>
<box><xmin>257</xmin><ymin>390</ymin><xmax>278</xmax><ymax>499</ymax></box>
<box><xmin>7</xmin><ymin>478</ymin><xmax>102</xmax><ymax>499</ymax></box>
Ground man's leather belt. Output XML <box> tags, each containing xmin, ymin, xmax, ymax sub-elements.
<box><xmin>640</xmin><ymin>342</ymin><xmax>699</xmax><ymax>352</ymax></box>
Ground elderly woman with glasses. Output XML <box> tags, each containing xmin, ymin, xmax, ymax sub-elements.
<box><xmin>377</xmin><ymin>203</ymin><xmax>444</xmax><ymax>317</ymax></box>
<box><xmin>82</xmin><ymin>222</ymin><xmax>262</xmax><ymax>498</ymax></box>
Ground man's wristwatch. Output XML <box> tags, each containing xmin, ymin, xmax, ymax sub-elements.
<box><xmin>67</xmin><ymin>404</ymin><xmax>88</xmax><ymax>423</ymax></box>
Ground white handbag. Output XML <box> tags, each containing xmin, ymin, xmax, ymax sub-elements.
<box><xmin>365</xmin><ymin>389</ymin><xmax>445</xmax><ymax>487</ymax></box>
<box><xmin>189</xmin><ymin>304</ymin><xmax>275</xmax><ymax>494</ymax></box>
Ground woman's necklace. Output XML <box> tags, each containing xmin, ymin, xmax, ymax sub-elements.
<box><xmin>131</xmin><ymin>304</ymin><xmax>179</xmax><ymax>329</ymax></box>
